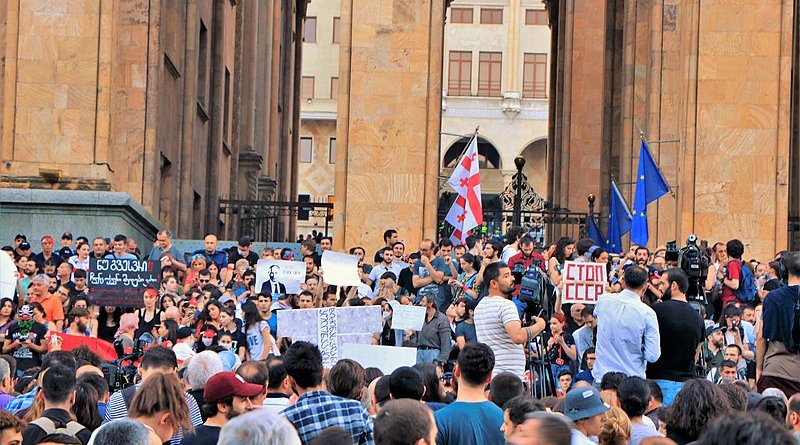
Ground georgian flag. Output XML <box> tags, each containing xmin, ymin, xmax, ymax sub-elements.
<box><xmin>445</xmin><ymin>136</ymin><xmax>483</xmax><ymax>245</ymax></box>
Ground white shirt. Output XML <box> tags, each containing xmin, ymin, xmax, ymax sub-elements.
<box><xmin>501</xmin><ymin>245</ymin><xmax>518</xmax><ymax>264</ymax></box>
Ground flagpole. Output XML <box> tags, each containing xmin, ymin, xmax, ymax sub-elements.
<box><xmin>637</xmin><ymin>129</ymin><xmax>676</xmax><ymax>198</ymax></box>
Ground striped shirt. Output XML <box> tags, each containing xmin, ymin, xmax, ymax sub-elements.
<box><xmin>474</xmin><ymin>295</ymin><xmax>525</xmax><ymax>378</ymax></box>
<box><xmin>104</xmin><ymin>384</ymin><xmax>203</xmax><ymax>445</ymax></box>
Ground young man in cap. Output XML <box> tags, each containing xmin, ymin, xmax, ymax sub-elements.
<box><xmin>563</xmin><ymin>386</ymin><xmax>610</xmax><ymax>445</ymax></box>
<box><xmin>702</xmin><ymin>325</ymin><xmax>726</xmax><ymax>370</ymax></box>
<box><xmin>179</xmin><ymin>372</ymin><xmax>262</xmax><ymax>445</ymax></box>
<box><xmin>173</xmin><ymin>327</ymin><xmax>196</xmax><ymax>365</ymax></box>
<box><xmin>57</xmin><ymin>233</ymin><xmax>74</xmax><ymax>260</ymax></box>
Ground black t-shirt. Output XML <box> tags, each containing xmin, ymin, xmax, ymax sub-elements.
<box><xmin>179</xmin><ymin>425</ymin><xmax>220</xmax><ymax>445</ymax></box>
<box><xmin>646</xmin><ymin>299</ymin><xmax>705</xmax><ymax>382</ymax></box>
<box><xmin>223</xmin><ymin>328</ymin><xmax>247</xmax><ymax>357</ymax></box>
<box><xmin>6</xmin><ymin>320</ymin><xmax>48</xmax><ymax>371</ymax></box>
<box><xmin>546</xmin><ymin>332</ymin><xmax>576</xmax><ymax>366</ymax></box>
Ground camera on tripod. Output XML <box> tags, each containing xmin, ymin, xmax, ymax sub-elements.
<box><xmin>513</xmin><ymin>260</ymin><xmax>544</xmax><ymax>308</ymax></box>
<box><xmin>668</xmin><ymin>234</ymin><xmax>711</xmax><ymax>309</ymax></box>
<box><xmin>103</xmin><ymin>332</ymin><xmax>156</xmax><ymax>393</ymax></box>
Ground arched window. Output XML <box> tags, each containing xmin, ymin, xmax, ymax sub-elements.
<box><xmin>443</xmin><ymin>137</ymin><xmax>501</xmax><ymax>169</ymax></box>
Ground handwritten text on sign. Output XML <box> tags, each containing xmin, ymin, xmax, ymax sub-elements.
<box><xmin>89</xmin><ymin>258</ymin><xmax>159</xmax><ymax>307</ymax></box>
<box><xmin>562</xmin><ymin>261</ymin><xmax>606</xmax><ymax>304</ymax></box>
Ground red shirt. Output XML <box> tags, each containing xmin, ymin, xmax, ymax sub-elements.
<box><xmin>507</xmin><ymin>251</ymin><xmax>547</xmax><ymax>296</ymax></box>
<box><xmin>722</xmin><ymin>259</ymin><xmax>743</xmax><ymax>307</ymax></box>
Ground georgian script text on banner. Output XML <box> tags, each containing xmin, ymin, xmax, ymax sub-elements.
<box><xmin>89</xmin><ymin>258</ymin><xmax>160</xmax><ymax>307</ymax></box>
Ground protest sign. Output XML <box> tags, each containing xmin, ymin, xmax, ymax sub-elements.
<box><xmin>88</xmin><ymin>258</ymin><xmax>159</xmax><ymax>307</ymax></box>
<box><xmin>388</xmin><ymin>302</ymin><xmax>426</xmax><ymax>331</ymax></box>
<box><xmin>321</xmin><ymin>251</ymin><xmax>362</xmax><ymax>287</ymax></box>
<box><xmin>562</xmin><ymin>261</ymin><xmax>606</xmax><ymax>304</ymax></box>
<box><xmin>277</xmin><ymin>306</ymin><xmax>382</xmax><ymax>367</ymax></box>
<box><xmin>255</xmin><ymin>259</ymin><xmax>306</xmax><ymax>298</ymax></box>
<box><xmin>0</xmin><ymin>253</ymin><xmax>15</xmax><ymax>300</ymax></box>
<box><xmin>340</xmin><ymin>344</ymin><xmax>417</xmax><ymax>374</ymax></box>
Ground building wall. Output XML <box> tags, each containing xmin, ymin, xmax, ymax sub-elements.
<box><xmin>0</xmin><ymin>0</ymin><xmax>307</xmax><ymax>243</ymax></box>
<box><xmin>441</xmin><ymin>0</ymin><xmax>551</xmax><ymax>202</ymax></box>
<box><xmin>298</xmin><ymin>0</ymin><xmax>340</xmax><ymax>238</ymax></box>
<box><xmin>547</xmin><ymin>0</ymin><xmax>794</xmax><ymax>262</ymax></box>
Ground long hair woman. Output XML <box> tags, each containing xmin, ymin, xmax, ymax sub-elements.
<box><xmin>97</xmin><ymin>306</ymin><xmax>122</xmax><ymax>344</ymax></box>
<box><xmin>127</xmin><ymin>371</ymin><xmax>193</xmax><ymax>444</ymax></box>
<box><xmin>134</xmin><ymin>288</ymin><xmax>161</xmax><ymax>339</ymax></box>
<box><xmin>242</xmin><ymin>301</ymin><xmax>272</xmax><ymax>361</ymax></box>
<box><xmin>664</xmin><ymin>379</ymin><xmax>731</xmax><ymax>445</ymax></box>
<box><xmin>114</xmin><ymin>313</ymin><xmax>139</xmax><ymax>357</ymax></box>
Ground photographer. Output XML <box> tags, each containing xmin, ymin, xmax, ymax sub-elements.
<box><xmin>474</xmin><ymin>262</ymin><xmax>546</xmax><ymax>380</ymax></box>
<box><xmin>507</xmin><ymin>236</ymin><xmax>547</xmax><ymax>298</ymax></box>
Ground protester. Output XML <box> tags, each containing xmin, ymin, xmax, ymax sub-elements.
<box><xmin>434</xmin><ymin>343</ymin><xmax>504</xmax><ymax>445</ymax></box>
<box><xmin>127</xmin><ymin>372</ymin><xmax>193</xmax><ymax>445</ymax></box>
<box><xmin>663</xmin><ymin>379</ymin><xmax>730</xmax><ymax>445</ymax></box>
<box><xmin>474</xmin><ymin>262</ymin><xmax>545</xmax><ymax>379</ymax></box>
<box><xmin>373</xmin><ymin>399</ymin><xmax>436</xmax><ymax>445</ymax></box>
<box><xmin>488</xmin><ymin>371</ymin><xmax>524</xmax><ymax>409</ymax></box>
<box><xmin>508</xmin><ymin>411</ymin><xmax>571</xmax><ymax>445</ymax></box>
<box><xmin>693</xmin><ymin>411</ymin><xmax>795</xmax><ymax>445</ymax></box>
<box><xmin>593</xmin><ymin>266</ymin><xmax>660</xmax><ymax>382</ymax></box>
<box><xmin>22</xmin><ymin>364</ymin><xmax>91</xmax><ymax>445</ymax></box>
<box><xmin>563</xmin><ymin>386</ymin><xmax>610</xmax><ymax>445</ymax></box>
<box><xmin>88</xmin><ymin>420</ymin><xmax>154</xmax><ymax>445</ymax></box>
<box><xmin>647</xmin><ymin>268</ymin><xmax>704</xmax><ymax>406</ymax></box>
<box><xmin>185</xmin><ymin>351</ymin><xmax>224</xmax><ymax>418</ymax></box>
<box><xmin>500</xmin><ymin>396</ymin><xmax>543</xmax><ymax>442</ymax></box>
<box><xmin>410</xmin><ymin>293</ymin><xmax>451</xmax><ymax>364</ymax></box>
<box><xmin>598</xmin><ymin>405</ymin><xmax>631</xmax><ymax>445</ymax></box>
<box><xmin>280</xmin><ymin>342</ymin><xmax>373</xmax><ymax>444</ymax></box>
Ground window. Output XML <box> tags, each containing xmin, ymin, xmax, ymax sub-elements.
<box><xmin>302</xmin><ymin>76</ymin><xmax>315</xmax><ymax>99</ymax></box>
<box><xmin>197</xmin><ymin>21</ymin><xmax>209</xmax><ymax>105</ymax></box>
<box><xmin>329</xmin><ymin>138</ymin><xmax>336</xmax><ymax>164</ymax></box>
<box><xmin>330</xmin><ymin>77</ymin><xmax>338</xmax><ymax>99</ymax></box>
<box><xmin>451</xmin><ymin>8</ymin><xmax>473</xmax><ymax>24</ymax></box>
<box><xmin>480</xmin><ymin>8</ymin><xmax>503</xmax><ymax>24</ymax></box>
<box><xmin>448</xmin><ymin>51</ymin><xmax>472</xmax><ymax>96</ymax></box>
<box><xmin>304</xmin><ymin>17</ymin><xmax>317</xmax><ymax>42</ymax></box>
<box><xmin>525</xmin><ymin>9</ymin><xmax>548</xmax><ymax>25</ymax></box>
<box><xmin>478</xmin><ymin>52</ymin><xmax>502</xmax><ymax>97</ymax></box>
<box><xmin>523</xmin><ymin>53</ymin><xmax>547</xmax><ymax>98</ymax></box>
<box><xmin>300</xmin><ymin>137</ymin><xmax>313</xmax><ymax>163</ymax></box>
<box><xmin>332</xmin><ymin>17</ymin><xmax>340</xmax><ymax>43</ymax></box>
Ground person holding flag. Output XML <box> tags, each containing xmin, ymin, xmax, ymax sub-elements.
<box><xmin>445</xmin><ymin>135</ymin><xmax>483</xmax><ymax>245</ymax></box>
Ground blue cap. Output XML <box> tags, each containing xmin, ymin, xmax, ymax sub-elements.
<box><xmin>564</xmin><ymin>386</ymin><xmax>609</xmax><ymax>421</ymax></box>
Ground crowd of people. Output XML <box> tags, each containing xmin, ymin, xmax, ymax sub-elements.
<box><xmin>0</xmin><ymin>227</ymin><xmax>799</xmax><ymax>445</ymax></box>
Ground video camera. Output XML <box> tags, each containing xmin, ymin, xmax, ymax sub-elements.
<box><xmin>103</xmin><ymin>332</ymin><xmax>156</xmax><ymax>393</ymax></box>
<box><xmin>512</xmin><ymin>260</ymin><xmax>553</xmax><ymax>319</ymax></box>
<box><xmin>670</xmin><ymin>234</ymin><xmax>711</xmax><ymax>308</ymax></box>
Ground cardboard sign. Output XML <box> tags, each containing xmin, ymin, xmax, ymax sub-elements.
<box><xmin>562</xmin><ymin>261</ymin><xmax>606</xmax><ymax>304</ymax></box>
<box><xmin>255</xmin><ymin>259</ymin><xmax>306</xmax><ymax>298</ymax></box>
<box><xmin>340</xmin><ymin>344</ymin><xmax>417</xmax><ymax>374</ymax></box>
<box><xmin>388</xmin><ymin>302</ymin><xmax>426</xmax><ymax>331</ymax></box>
<box><xmin>321</xmin><ymin>251</ymin><xmax>362</xmax><ymax>287</ymax></box>
<box><xmin>277</xmin><ymin>306</ymin><xmax>383</xmax><ymax>367</ymax></box>
<box><xmin>88</xmin><ymin>258</ymin><xmax>159</xmax><ymax>307</ymax></box>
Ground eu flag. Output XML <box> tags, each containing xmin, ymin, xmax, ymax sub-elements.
<box><xmin>630</xmin><ymin>140</ymin><xmax>671</xmax><ymax>247</ymax></box>
<box><xmin>606</xmin><ymin>180</ymin><xmax>632</xmax><ymax>254</ymax></box>
<box><xmin>587</xmin><ymin>214</ymin><xmax>605</xmax><ymax>247</ymax></box>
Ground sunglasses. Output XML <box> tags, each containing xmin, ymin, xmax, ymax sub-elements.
<box><xmin>199</xmin><ymin>279</ymin><xmax>210</xmax><ymax>283</ymax></box>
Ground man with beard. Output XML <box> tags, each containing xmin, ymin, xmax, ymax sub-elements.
<box><xmin>646</xmin><ymin>268</ymin><xmax>705</xmax><ymax>406</ymax></box>
<box><xmin>64</xmin><ymin>307</ymin><xmax>92</xmax><ymax>336</ymax></box>
<box><xmin>180</xmin><ymin>372</ymin><xmax>262</xmax><ymax>445</ymax></box>
<box><xmin>474</xmin><ymin>262</ymin><xmax>546</xmax><ymax>379</ymax></box>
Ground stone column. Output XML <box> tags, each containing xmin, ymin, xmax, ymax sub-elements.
<box><xmin>335</xmin><ymin>0</ymin><xmax>448</xmax><ymax>254</ymax></box>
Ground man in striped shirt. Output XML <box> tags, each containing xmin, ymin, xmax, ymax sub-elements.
<box><xmin>474</xmin><ymin>262</ymin><xmax>546</xmax><ymax>380</ymax></box>
<box><xmin>104</xmin><ymin>346</ymin><xmax>203</xmax><ymax>445</ymax></box>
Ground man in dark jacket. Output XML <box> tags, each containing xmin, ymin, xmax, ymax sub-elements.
<box><xmin>22</xmin><ymin>364</ymin><xmax>91</xmax><ymax>445</ymax></box>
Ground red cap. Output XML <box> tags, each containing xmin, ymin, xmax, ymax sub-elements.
<box><xmin>204</xmin><ymin>372</ymin><xmax>263</xmax><ymax>403</ymax></box>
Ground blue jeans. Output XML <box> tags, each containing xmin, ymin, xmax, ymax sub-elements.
<box><xmin>654</xmin><ymin>379</ymin><xmax>684</xmax><ymax>407</ymax></box>
<box><xmin>416</xmin><ymin>348</ymin><xmax>440</xmax><ymax>364</ymax></box>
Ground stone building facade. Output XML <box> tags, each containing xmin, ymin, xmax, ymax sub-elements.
<box><xmin>545</xmin><ymin>0</ymin><xmax>798</xmax><ymax>261</ymax></box>
<box><xmin>0</xmin><ymin>0</ymin><xmax>308</xmax><ymax>245</ymax></box>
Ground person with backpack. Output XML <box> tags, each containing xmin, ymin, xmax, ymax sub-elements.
<box><xmin>717</xmin><ymin>239</ymin><xmax>757</xmax><ymax>308</ymax></box>
<box><xmin>22</xmin><ymin>364</ymin><xmax>91</xmax><ymax>445</ymax></box>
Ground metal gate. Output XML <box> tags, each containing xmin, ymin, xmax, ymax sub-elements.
<box><xmin>219</xmin><ymin>199</ymin><xmax>333</xmax><ymax>242</ymax></box>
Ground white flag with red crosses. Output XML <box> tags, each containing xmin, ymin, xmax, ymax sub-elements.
<box><xmin>445</xmin><ymin>136</ymin><xmax>483</xmax><ymax>245</ymax></box>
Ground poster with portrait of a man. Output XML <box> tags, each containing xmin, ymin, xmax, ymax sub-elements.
<box><xmin>255</xmin><ymin>259</ymin><xmax>306</xmax><ymax>300</ymax></box>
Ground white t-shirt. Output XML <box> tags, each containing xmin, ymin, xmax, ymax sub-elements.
<box><xmin>68</xmin><ymin>256</ymin><xmax>90</xmax><ymax>271</ymax></box>
<box><xmin>474</xmin><ymin>295</ymin><xmax>524</xmax><ymax>378</ymax></box>
<box><xmin>246</xmin><ymin>321</ymin><xmax>269</xmax><ymax>361</ymax></box>
<box><xmin>501</xmin><ymin>245</ymin><xmax>518</xmax><ymax>264</ymax></box>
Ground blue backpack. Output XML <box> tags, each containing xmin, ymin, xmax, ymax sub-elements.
<box><xmin>735</xmin><ymin>260</ymin><xmax>758</xmax><ymax>303</ymax></box>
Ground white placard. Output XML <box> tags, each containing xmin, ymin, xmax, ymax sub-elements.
<box><xmin>321</xmin><ymin>251</ymin><xmax>363</xmax><ymax>287</ymax></box>
<box><xmin>389</xmin><ymin>302</ymin><xmax>426</xmax><ymax>331</ymax></box>
<box><xmin>0</xmin><ymin>253</ymin><xmax>15</xmax><ymax>300</ymax></box>
<box><xmin>340</xmin><ymin>344</ymin><xmax>417</xmax><ymax>374</ymax></box>
<box><xmin>255</xmin><ymin>259</ymin><xmax>307</xmax><ymax>296</ymax></box>
<box><xmin>562</xmin><ymin>261</ymin><xmax>606</xmax><ymax>304</ymax></box>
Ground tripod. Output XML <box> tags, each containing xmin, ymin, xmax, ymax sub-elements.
<box><xmin>527</xmin><ymin>331</ymin><xmax>557</xmax><ymax>398</ymax></box>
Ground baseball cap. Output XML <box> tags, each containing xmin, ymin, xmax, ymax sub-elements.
<box><xmin>18</xmin><ymin>242</ymin><xmax>31</xmax><ymax>250</ymax></box>
<box><xmin>238</xmin><ymin>236</ymin><xmax>252</xmax><ymax>247</ymax></box>
<box><xmin>281</xmin><ymin>249</ymin><xmax>295</xmax><ymax>261</ymax></box>
<box><xmin>14</xmin><ymin>233</ymin><xmax>26</xmax><ymax>241</ymax></box>
<box><xmin>564</xmin><ymin>386</ymin><xmax>610</xmax><ymax>421</ymax></box>
<box><xmin>704</xmin><ymin>324</ymin><xmax>725</xmax><ymax>338</ymax></box>
<box><xmin>177</xmin><ymin>327</ymin><xmax>194</xmax><ymax>340</ymax></box>
<box><xmin>61</xmin><ymin>232</ymin><xmax>73</xmax><ymax>240</ymax></box>
<box><xmin>203</xmin><ymin>372</ymin><xmax>263</xmax><ymax>403</ymax></box>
